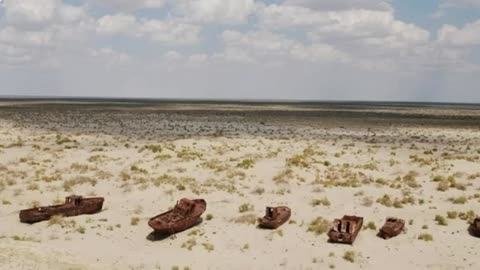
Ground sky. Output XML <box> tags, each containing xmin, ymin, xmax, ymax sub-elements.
<box><xmin>0</xmin><ymin>0</ymin><xmax>480</xmax><ymax>102</ymax></box>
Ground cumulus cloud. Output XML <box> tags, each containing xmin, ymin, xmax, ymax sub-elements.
<box><xmin>0</xmin><ymin>0</ymin><xmax>479</xmax><ymax>101</ymax></box>
<box><xmin>438</xmin><ymin>20</ymin><xmax>480</xmax><ymax>46</ymax></box>
<box><xmin>86</xmin><ymin>0</ymin><xmax>166</xmax><ymax>11</ymax></box>
<box><xmin>284</xmin><ymin>0</ymin><xmax>392</xmax><ymax>11</ymax></box>
<box><xmin>96</xmin><ymin>14</ymin><xmax>201</xmax><ymax>45</ymax></box>
<box><xmin>175</xmin><ymin>0</ymin><xmax>257</xmax><ymax>24</ymax></box>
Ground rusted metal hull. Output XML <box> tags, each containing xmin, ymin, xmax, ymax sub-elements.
<box><xmin>378</xmin><ymin>218</ymin><xmax>405</xmax><ymax>239</ymax></box>
<box><xmin>148</xmin><ymin>198</ymin><xmax>206</xmax><ymax>234</ymax></box>
<box><xmin>258</xmin><ymin>206</ymin><xmax>291</xmax><ymax>229</ymax></box>
<box><xmin>469</xmin><ymin>218</ymin><xmax>480</xmax><ymax>238</ymax></box>
<box><xmin>327</xmin><ymin>215</ymin><xmax>363</xmax><ymax>244</ymax></box>
<box><xmin>19</xmin><ymin>196</ymin><xmax>104</xmax><ymax>224</ymax></box>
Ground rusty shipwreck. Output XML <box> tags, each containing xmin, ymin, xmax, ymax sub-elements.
<box><xmin>378</xmin><ymin>217</ymin><xmax>405</xmax><ymax>239</ymax></box>
<box><xmin>19</xmin><ymin>195</ymin><xmax>104</xmax><ymax>224</ymax></box>
<box><xmin>258</xmin><ymin>206</ymin><xmax>291</xmax><ymax>229</ymax></box>
<box><xmin>469</xmin><ymin>217</ymin><xmax>480</xmax><ymax>237</ymax></box>
<box><xmin>148</xmin><ymin>198</ymin><xmax>207</xmax><ymax>234</ymax></box>
<box><xmin>327</xmin><ymin>215</ymin><xmax>363</xmax><ymax>244</ymax></box>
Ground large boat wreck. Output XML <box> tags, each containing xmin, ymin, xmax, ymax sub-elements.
<box><xmin>378</xmin><ymin>217</ymin><xmax>405</xmax><ymax>239</ymax></box>
<box><xmin>148</xmin><ymin>198</ymin><xmax>207</xmax><ymax>235</ymax></box>
<box><xmin>469</xmin><ymin>217</ymin><xmax>480</xmax><ymax>237</ymax></box>
<box><xmin>327</xmin><ymin>215</ymin><xmax>363</xmax><ymax>244</ymax></box>
<box><xmin>19</xmin><ymin>195</ymin><xmax>104</xmax><ymax>224</ymax></box>
<box><xmin>258</xmin><ymin>206</ymin><xmax>291</xmax><ymax>229</ymax></box>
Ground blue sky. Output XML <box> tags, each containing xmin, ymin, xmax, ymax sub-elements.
<box><xmin>0</xmin><ymin>0</ymin><xmax>480</xmax><ymax>102</ymax></box>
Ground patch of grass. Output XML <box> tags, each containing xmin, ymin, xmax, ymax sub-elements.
<box><xmin>449</xmin><ymin>196</ymin><xmax>468</xmax><ymax>204</ymax></box>
<box><xmin>238</xmin><ymin>203</ymin><xmax>254</xmax><ymax>213</ymax></box>
<box><xmin>202</xmin><ymin>242</ymin><xmax>214</xmax><ymax>252</ymax></box>
<box><xmin>236</xmin><ymin>159</ymin><xmax>255</xmax><ymax>169</ymax></box>
<box><xmin>232</xmin><ymin>214</ymin><xmax>257</xmax><ymax>225</ymax></box>
<box><xmin>364</xmin><ymin>221</ymin><xmax>376</xmax><ymax>230</ymax></box>
<box><xmin>206</xmin><ymin>214</ymin><xmax>213</xmax><ymax>221</ymax></box>
<box><xmin>343</xmin><ymin>251</ymin><xmax>355</xmax><ymax>263</ymax></box>
<box><xmin>418</xmin><ymin>233</ymin><xmax>433</xmax><ymax>241</ymax></box>
<box><xmin>181</xmin><ymin>238</ymin><xmax>197</xmax><ymax>251</ymax></box>
<box><xmin>131</xmin><ymin>165</ymin><xmax>148</xmax><ymax>174</ymax></box>
<box><xmin>307</xmin><ymin>217</ymin><xmax>331</xmax><ymax>235</ymax></box>
<box><xmin>131</xmin><ymin>217</ymin><xmax>140</xmax><ymax>226</ymax></box>
<box><xmin>76</xmin><ymin>226</ymin><xmax>86</xmax><ymax>234</ymax></box>
<box><xmin>142</xmin><ymin>145</ymin><xmax>162</xmax><ymax>153</ymax></box>
<box><xmin>63</xmin><ymin>176</ymin><xmax>97</xmax><ymax>191</ymax></box>
<box><xmin>447</xmin><ymin>211</ymin><xmax>458</xmax><ymax>219</ymax></box>
<box><xmin>435</xmin><ymin>215</ymin><xmax>448</xmax><ymax>226</ymax></box>
<box><xmin>311</xmin><ymin>197</ymin><xmax>331</xmax><ymax>207</ymax></box>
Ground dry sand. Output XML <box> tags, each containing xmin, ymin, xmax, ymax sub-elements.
<box><xmin>0</xmin><ymin>102</ymin><xmax>479</xmax><ymax>270</ymax></box>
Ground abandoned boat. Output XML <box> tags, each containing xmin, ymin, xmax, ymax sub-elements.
<box><xmin>258</xmin><ymin>206</ymin><xmax>291</xmax><ymax>229</ymax></box>
<box><xmin>469</xmin><ymin>217</ymin><xmax>480</xmax><ymax>237</ymax></box>
<box><xmin>19</xmin><ymin>195</ymin><xmax>104</xmax><ymax>224</ymax></box>
<box><xmin>327</xmin><ymin>215</ymin><xmax>363</xmax><ymax>244</ymax></box>
<box><xmin>148</xmin><ymin>198</ymin><xmax>207</xmax><ymax>234</ymax></box>
<box><xmin>378</xmin><ymin>217</ymin><xmax>405</xmax><ymax>239</ymax></box>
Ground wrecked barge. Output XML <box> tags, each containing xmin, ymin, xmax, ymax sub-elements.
<box><xmin>148</xmin><ymin>198</ymin><xmax>207</xmax><ymax>234</ymax></box>
<box><xmin>258</xmin><ymin>206</ymin><xmax>291</xmax><ymax>229</ymax></box>
<box><xmin>327</xmin><ymin>215</ymin><xmax>363</xmax><ymax>244</ymax></box>
<box><xmin>19</xmin><ymin>195</ymin><xmax>104</xmax><ymax>224</ymax></box>
<box><xmin>378</xmin><ymin>217</ymin><xmax>405</xmax><ymax>239</ymax></box>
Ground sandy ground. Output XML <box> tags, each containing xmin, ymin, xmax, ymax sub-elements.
<box><xmin>0</xmin><ymin>103</ymin><xmax>480</xmax><ymax>270</ymax></box>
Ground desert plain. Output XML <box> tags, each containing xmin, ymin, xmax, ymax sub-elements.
<box><xmin>0</xmin><ymin>100</ymin><xmax>480</xmax><ymax>270</ymax></box>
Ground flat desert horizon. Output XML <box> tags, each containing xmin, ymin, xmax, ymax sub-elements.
<box><xmin>1</xmin><ymin>100</ymin><xmax>480</xmax><ymax>270</ymax></box>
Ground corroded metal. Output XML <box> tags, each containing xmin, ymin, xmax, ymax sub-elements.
<box><xmin>148</xmin><ymin>198</ymin><xmax>206</xmax><ymax>234</ymax></box>
<box><xmin>327</xmin><ymin>215</ymin><xmax>363</xmax><ymax>244</ymax></box>
<box><xmin>19</xmin><ymin>195</ymin><xmax>104</xmax><ymax>224</ymax></box>
<box><xmin>378</xmin><ymin>217</ymin><xmax>405</xmax><ymax>239</ymax></box>
<box><xmin>469</xmin><ymin>217</ymin><xmax>480</xmax><ymax>237</ymax></box>
<box><xmin>258</xmin><ymin>206</ymin><xmax>291</xmax><ymax>229</ymax></box>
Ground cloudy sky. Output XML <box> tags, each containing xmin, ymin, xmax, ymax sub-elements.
<box><xmin>1</xmin><ymin>0</ymin><xmax>480</xmax><ymax>102</ymax></box>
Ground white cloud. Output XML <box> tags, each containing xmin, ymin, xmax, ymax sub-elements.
<box><xmin>220</xmin><ymin>30</ymin><xmax>348</xmax><ymax>64</ymax></box>
<box><xmin>96</xmin><ymin>14</ymin><xmax>201</xmax><ymax>45</ymax></box>
<box><xmin>438</xmin><ymin>20</ymin><xmax>480</xmax><ymax>46</ymax></box>
<box><xmin>175</xmin><ymin>0</ymin><xmax>257</xmax><ymax>24</ymax></box>
<box><xmin>284</xmin><ymin>0</ymin><xmax>392</xmax><ymax>11</ymax></box>
<box><xmin>87</xmin><ymin>0</ymin><xmax>166</xmax><ymax>11</ymax></box>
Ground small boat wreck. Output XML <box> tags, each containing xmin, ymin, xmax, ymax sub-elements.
<box><xmin>19</xmin><ymin>195</ymin><xmax>104</xmax><ymax>224</ymax></box>
<box><xmin>258</xmin><ymin>206</ymin><xmax>291</xmax><ymax>229</ymax></box>
<box><xmin>469</xmin><ymin>217</ymin><xmax>480</xmax><ymax>237</ymax></box>
<box><xmin>378</xmin><ymin>217</ymin><xmax>405</xmax><ymax>239</ymax></box>
<box><xmin>327</xmin><ymin>215</ymin><xmax>363</xmax><ymax>244</ymax></box>
<box><xmin>148</xmin><ymin>198</ymin><xmax>206</xmax><ymax>235</ymax></box>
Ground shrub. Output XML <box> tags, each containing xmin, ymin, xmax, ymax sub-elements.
<box><xmin>364</xmin><ymin>221</ymin><xmax>376</xmax><ymax>230</ymax></box>
<box><xmin>343</xmin><ymin>251</ymin><xmax>355</xmax><ymax>262</ymax></box>
<box><xmin>435</xmin><ymin>215</ymin><xmax>447</xmax><ymax>226</ymax></box>
<box><xmin>238</xmin><ymin>203</ymin><xmax>254</xmax><ymax>213</ymax></box>
<box><xmin>418</xmin><ymin>233</ymin><xmax>433</xmax><ymax>241</ymax></box>
<box><xmin>307</xmin><ymin>217</ymin><xmax>331</xmax><ymax>235</ymax></box>
<box><xmin>236</xmin><ymin>159</ymin><xmax>255</xmax><ymax>169</ymax></box>
<box><xmin>311</xmin><ymin>197</ymin><xmax>331</xmax><ymax>207</ymax></box>
<box><xmin>206</xmin><ymin>214</ymin><xmax>213</xmax><ymax>221</ymax></box>
<box><xmin>131</xmin><ymin>217</ymin><xmax>140</xmax><ymax>226</ymax></box>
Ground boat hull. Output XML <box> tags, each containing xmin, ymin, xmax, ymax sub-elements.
<box><xmin>258</xmin><ymin>206</ymin><xmax>291</xmax><ymax>229</ymax></box>
<box><xmin>19</xmin><ymin>197</ymin><xmax>104</xmax><ymax>224</ymax></box>
<box><xmin>148</xmin><ymin>199</ymin><xmax>206</xmax><ymax>234</ymax></box>
<box><xmin>378</xmin><ymin>218</ymin><xmax>405</xmax><ymax>239</ymax></box>
<box><xmin>328</xmin><ymin>215</ymin><xmax>363</xmax><ymax>244</ymax></box>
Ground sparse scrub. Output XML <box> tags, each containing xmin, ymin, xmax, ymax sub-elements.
<box><xmin>343</xmin><ymin>251</ymin><xmax>355</xmax><ymax>263</ymax></box>
<box><xmin>307</xmin><ymin>217</ymin><xmax>330</xmax><ymax>235</ymax></box>
<box><xmin>311</xmin><ymin>197</ymin><xmax>331</xmax><ymax>207</ymax></box>
<box><xmin>239</xmin><ymin>203</ymin><xmax>254</xmax><ymax>213</ymax></box>
<box><xmin>418</xmin><ymin>233</ymin><xmax>433</xmax><ymax>241</ymax></box>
